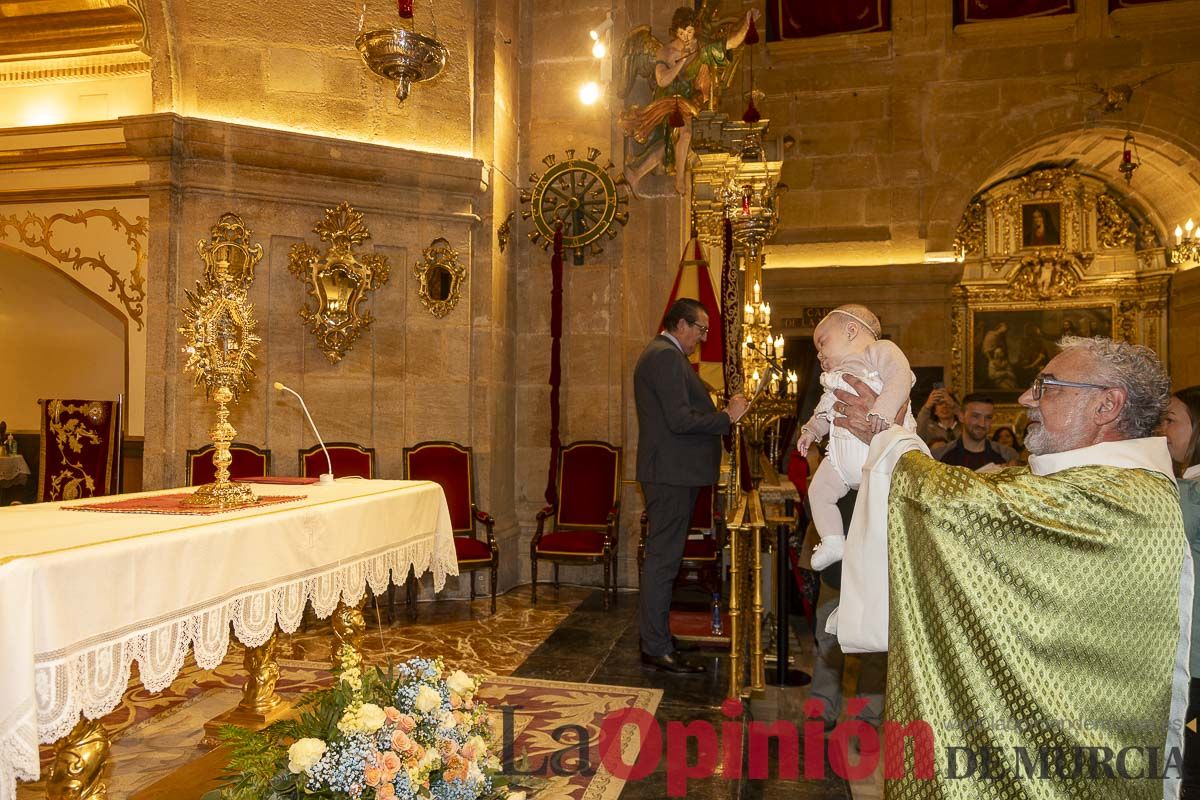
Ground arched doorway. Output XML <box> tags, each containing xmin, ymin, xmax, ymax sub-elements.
<box><xmin>0</xmin><ymin>247</ymin><xmax>127</xmax><ymax>433</ymax></box>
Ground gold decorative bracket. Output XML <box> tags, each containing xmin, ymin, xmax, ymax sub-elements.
<box><xmin>288</xmin><ymin>202</ymin><xmax>390</xmax><ymax>364</ymax></box>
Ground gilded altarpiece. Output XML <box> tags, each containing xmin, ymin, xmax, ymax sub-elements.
<box><xmin>950</xmin><ymin>168</ymin><xmax>1171</xmax><ymax>422</ymax></box>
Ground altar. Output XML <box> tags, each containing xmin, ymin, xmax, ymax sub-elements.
<box><xmin>0</xmin><ymin>478</ymin><xmax>457</xmax><ymax>799</ymax></box>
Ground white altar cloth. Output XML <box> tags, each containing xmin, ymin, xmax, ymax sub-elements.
<box><xmin>0</xmin><ymin>479</ymin><xmax>457</xmax><ymax>800</ymax></box>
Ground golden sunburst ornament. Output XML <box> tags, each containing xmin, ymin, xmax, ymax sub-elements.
<box><xmin>178</xmin><ymin>212</ymin><xmax>263</xmax><ymax>508</ymax></box>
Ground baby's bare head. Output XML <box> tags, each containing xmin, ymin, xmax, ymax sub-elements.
<box><xmin>816</xmin><ymin>305</ymin><xmax>881</xmax><ymax>341</ymax></box>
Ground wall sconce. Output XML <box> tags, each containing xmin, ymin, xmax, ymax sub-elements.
<box><xmin>580</xmin><ymin>11</ymin><xmax>613</xmax><ymax>105</ymax></box>
<box><xmin>1172</xmin><ymin>218</ymin><xmax>1199</xmax><ymax>265</ymax></box>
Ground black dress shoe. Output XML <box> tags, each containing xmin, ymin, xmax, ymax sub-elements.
<box><xmin>641</xmin><ymin>650</ymin><xmax>706</xmax><ymax>674</ymax></box>
<box><xmin>672</xmin><ymin>637</ymin><xmax>701</xmax><ymax>653</ymax></box>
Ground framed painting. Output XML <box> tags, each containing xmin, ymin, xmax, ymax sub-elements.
<box><xmin>1021</xmin><ymin>202</ymin><xmax>1062</xmax><ymax>248</ymax></box>
<box><xmin>969</xmin><ymin>306</ymin><xmax>1115</xmax><ymax>400</ymax></box>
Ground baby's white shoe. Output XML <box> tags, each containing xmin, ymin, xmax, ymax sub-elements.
<box><xmin>810</xmin><ymin>535</ymin><xmax>845</xmax><ymax>571</ymax></box>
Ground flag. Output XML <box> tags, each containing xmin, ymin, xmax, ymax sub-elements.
<box><xmin>660</xmin><ymin>237</ymin><xmax>725</xmax><ymax>393</ymax></box>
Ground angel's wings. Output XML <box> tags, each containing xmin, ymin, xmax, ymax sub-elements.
<box><xmin>618</xmin><ymin>25</ymin><xmax>662</xmax><ymax>102</ymax></box>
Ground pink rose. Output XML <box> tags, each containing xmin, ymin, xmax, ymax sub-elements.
<box><xmin>364</xmin><ymin>766</ymin><xmax>383</xmax><ymax>788</ymax></box>
<box><xmin>449</xmin><ymin>693</ymin><xmax>463</xmax><ymax>709</ymax></box>
<box><xmin>377</xmin><ymin>784</ymin><xmax>397</xmax><ymax>800</ymax></box>
<box><xmin>380</xmin><ymin>751</ymin><xmax>402</xmax><ymax>778</ymax></box>
<box><xmin>396</xmin><ymin>714</ymin><xmax>417</xmax><ymax>733</ymax></box>
<box><xmin>384</xmin><ymin>706</ymin><xmax>402</xmax><ymax>724</ymax></box>
<box><xmin>391</xmin><ymin>729</ymin><xmax>413</xmax><ymax>753</ymax></box>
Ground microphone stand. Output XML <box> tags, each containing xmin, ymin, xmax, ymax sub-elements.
<box><xmin>274</xmin><ymin>383</ymin><xmax>335</xmax><ymax>485</ymax></box>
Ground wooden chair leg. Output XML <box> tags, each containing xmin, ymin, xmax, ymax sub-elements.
<box><xmin>490</xmin><ymin>560</ymin><xmax>498</xmax><ymax>615</ymax></box>
<box><xmin>531</xmin><ymin>556</ymin><xmax>538</xmax><ymax>605</ymax></box>
<box><xmin>470</xmin><ymin>571</ymin><xmax>476</xmax><ymax>601</ymax></box>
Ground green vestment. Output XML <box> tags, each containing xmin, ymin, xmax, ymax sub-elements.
<box><xmin>884</xmin><ymin>452</ymin><xmax>1187</xmax><ymax>799</ymax></box>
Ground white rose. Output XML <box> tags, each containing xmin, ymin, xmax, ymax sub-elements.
<box><xmin>446</xmin><ymin>669</ymin><xmax>474</xmax><ymax>696</ymax></box>
<box><xmin>358</xmin><ymin>703</ymin><xmax>387</xmax><ymax>733</ymax></box>
<box><xmin>414</xmin><ymin>685</ymin><xmax>442</xmax><ymax>714</ymax></box>
<box><xmin>287</xmin><ymin>738</ymin><xmax>327</xmax><ymax>774</ymax></box>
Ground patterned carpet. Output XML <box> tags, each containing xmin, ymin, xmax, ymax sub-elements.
<box><xmin>17</xmin><ymin>587</ymin><xmax>665</xmax><ymax>799</ymax></box>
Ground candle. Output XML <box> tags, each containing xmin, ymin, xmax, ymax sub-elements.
<box><xmin>1188</xmin><ymin>219</ymin><xmax>1196</xmax><ymax>235</ymax></box>
<box><xmin>1178</xmin><ymin>225</ymin><xmax>1185</xmax><ymax>244</ymax></box>
<box><xmin>752</xmin><ymin>370</ymin><xmax>760</xmax><ymax>384</ymax></box>
<box><xmin>753</xmin><ymin>280</ymin><xmax>761</xmax><ymax>304</ymax></box>
<box><xmin>744</xmin><ymin>303</ymin><xmax>753</xmax><ymax>324</ymax></box>
<box><xmin>763</xmin><ymin>302</ymin><xmax>771</xmax><ymax>324</ymax></box>
<box><xmin>765</xmin><ymin>337</ymin><xmax>774</xmax><ymax>357</ymax></box>
<box><xmin>774</xmin><ymin>335</ymin><xmax>784</xmax><ymax>355</ymax></box>
<box><xmin>770</xmin><ymin>374</ymin><xmax>780</xmax><ymax>395</ymax></box>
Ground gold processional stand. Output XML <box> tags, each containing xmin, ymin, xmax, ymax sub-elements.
<box><xmin>692</xmin><ymin>117</ymin><xmax>794</xmax><ymax>702</ymax></box>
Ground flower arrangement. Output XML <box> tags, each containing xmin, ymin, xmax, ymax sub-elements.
<box><xmin>216</xmin><ymin>650</ymin><xmax>522</xmax><ymax>800</ymax></box>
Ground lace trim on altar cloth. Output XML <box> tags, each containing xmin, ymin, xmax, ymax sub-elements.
<box><xmin>0</xmin><ymin>700</ymin><xmax>38</xmax><ymax>800</ymax></box>
<box><xmin>0</xmin><ymin>532</ymin><xmax>455</xmax><ymax>799</ymax></box>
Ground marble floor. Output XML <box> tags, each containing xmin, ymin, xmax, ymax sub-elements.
<box><xmin>19</xmin><ymin>584</ymin><xmax>887</xmax><ymax>799</ymax></box>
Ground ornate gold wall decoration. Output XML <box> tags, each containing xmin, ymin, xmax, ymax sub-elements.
<box><xmin>288</xmin><ymin>202</ymin><xmax>390</xmax><ymax>364</ymax></box>
<box><xmin>413</xmin><ymin>237</ymin><xmax>465</xmax><ymax>318</ymax></box>
<box><xmin>520</xmin><ymin>148</ymin><xmax>629</xmax><ymax>264</ymax></box>
<box><xmin>953</xmin><ymin>199</ymin><xmax>985</xmax><ymax>259</ymax></box>
<box><xmin>1007</xmin><ymin>253</ymin><xmax>1084</xmax><ymax>301</ymax></box>
<box><xmin>0</xmin><ymin>207</ymin><xmax>147</xmax><ymax>329</ymax></box>
<box><xmin>1095</xmin><ymin>193</ymin><xmax>1135</xmax><ymax>249</ymax></box>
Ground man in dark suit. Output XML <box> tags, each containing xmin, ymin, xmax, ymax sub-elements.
<box><xmin>635</xmin><ymin>298</ymin><xmax>748</xmax><ymax>673</ymax></box>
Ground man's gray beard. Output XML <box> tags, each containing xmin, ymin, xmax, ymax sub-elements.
<box><xmin>1024</xmin><ymin>425</ymin><xmax>1050</xmax><ymax>456</ymax></box>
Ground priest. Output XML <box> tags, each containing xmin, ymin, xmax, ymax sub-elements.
<box><xmin>830</xmin><ymin>336</ymin><xmax>1190</xmax><ymax>799</ymax></box>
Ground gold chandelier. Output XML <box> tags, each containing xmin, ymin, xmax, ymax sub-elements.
<box><xmin>1172</xmin><ymin>218</ymin><xmax>1199</xmax><ymax>266</ymax></box>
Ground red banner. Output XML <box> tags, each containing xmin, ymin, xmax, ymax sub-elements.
<box><xmin>766</xmin><ymin>0</ymin><xmax>890</xmax><ymax>41</ymax></box>
<box><xmin>954</xmin><ymin>0</ymin><xmax>1074</xmax><ymax>24</ymax></box>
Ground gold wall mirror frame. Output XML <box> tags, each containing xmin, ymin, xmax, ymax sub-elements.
<box><xmin>287</xmin><ymin>202</ymin><xmax>390</xmax><ymax>364</ymax></box>
<box><xmin>413</xmin><ymin>237</ymin><xmax>465</xmax><ymax>318</ymax></box>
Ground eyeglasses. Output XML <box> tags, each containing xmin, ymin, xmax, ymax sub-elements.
<box><xmin>1030</xmin><ymin>374</ymin><xmax>1112</xmax><ymax>400</ymax></box>
<box><xmin>688</xmin><ymin>320</ymin><xmax>710</xmax><ymax>335</ymax></box>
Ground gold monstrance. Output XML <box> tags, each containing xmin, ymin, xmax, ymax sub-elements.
<box><xmin>180</xmin><ymin>213</ymin><xmax>263</xmax><ymax>508</ymax></box>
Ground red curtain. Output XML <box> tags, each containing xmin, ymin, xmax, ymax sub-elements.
<box><xmin>767</xmin><ymin>0</ymin><xmax>890</xmax><ymax>41</ymax></box>
<box><xmin>954</xmin><ymin>0</ymin><xmax>1074</xmax><ymax>24</ymax></box>
<box><xmin>543</xmin><ymin>224</ymin><xmax>564</xmax><ymax>508</ymax></box>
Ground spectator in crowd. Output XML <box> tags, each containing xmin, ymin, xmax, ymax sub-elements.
<box><xmin>1164</xmin><ymin>386</ymin><xmax>1200</xmax><ymax>480</ymax></box>
<box><xmin>937</xmin><ymin>394</ymin><xmax>1019</xmax><ymax>469</ymax></box>
<box><xmin>1165</xmin><ymin>386</ymin><xmax>1200</xmax><ymax>798</ymax></box>
<box><xmin>916</xmin><ymin>386</ymin><xmax>959</xmax><ymax>447</ymax></box>
<box><xmin>992</xmin><ymin>425</ymin><xmax>1020</xmax><ymax>452</ymax></box>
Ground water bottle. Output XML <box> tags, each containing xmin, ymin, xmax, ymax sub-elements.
<box><xmin>710</xmin><ymin>593</ymin><xmax>724</xmax><ymax>636</ymax></box>
<box><xmin>4</xmin><ymin>435</ymin><xmax>14</xmax><ymax>456</ymax></box>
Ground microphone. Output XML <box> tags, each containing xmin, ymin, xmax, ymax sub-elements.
<box><xmin>745</xmin><ymin>341</ymin><xmax>787</xmax><ymax>375</ymax></box>
<box><xmin>273</xmin><ymin>382</ymin><xmax>334</xmax><ymax>486</ymax></box>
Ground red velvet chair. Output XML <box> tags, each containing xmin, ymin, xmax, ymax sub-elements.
<box><xmin>186</xmin><ymin>442</ymin><xmax>271</xmax><ymax>485</ymax></box>
<box><xmin>531</xmin><ymin>440</ymin><xmax>622</xmax><ymax>609</ymax></box>
<box><xmin>36</xmin><ymin>397</ymin><xmax>123</xmax><ymax>502</ymax></box>
<box><xmin>403</xmin><ymin>441</ymin><xmax>499</xmax><ymax>614</ymax></box>
<box><xmin>637</xmin><ymin>484</ymin><xmax>723</xmax><ymax>597</ymax></box>
<box><xmin>299</xmin><ymin>442</ymin><xmax>377</xmax><ymax>479</ymax></box>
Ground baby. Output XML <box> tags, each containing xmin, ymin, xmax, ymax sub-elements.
<box><xmin>797</xmin><ymin>305</ymin><xmax>917</xmax><ymax>570</ymax></box>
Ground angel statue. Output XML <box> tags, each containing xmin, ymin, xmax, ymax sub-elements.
<box><xmin>619</xmin><ymin>5</ymin><xmax>760</xmax><ymax>196</ymax></box>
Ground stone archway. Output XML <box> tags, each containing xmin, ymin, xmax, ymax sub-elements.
<box><xmin>929</xmin><ymin>116</ymin><xmax>1200</xmax><ymax>251</ymax></box>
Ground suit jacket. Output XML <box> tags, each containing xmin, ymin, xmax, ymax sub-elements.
<box><xmin>634</xmin><ymin>335</ymin><xmax>731</xmax><ymax>486</ymax></box>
